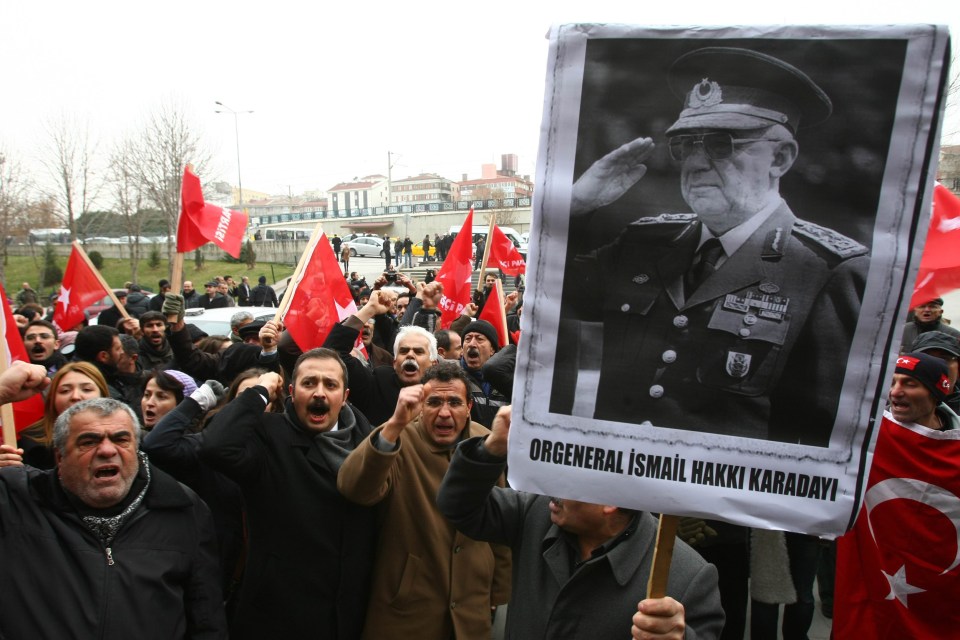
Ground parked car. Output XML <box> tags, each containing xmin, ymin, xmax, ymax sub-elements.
<box><xmin>346</xmin><ymin>236</ymin><xmax>386</xmax><ymax>258</ymax></box>
<box><xmin>412</xmin><ymin>242</ymin><xmax>436</xmax><ymax>258</ymax></box>
<box><xmin>182</xmin><ymin>307</ymin><xmax>276</xmax><ymax>337</ymax></box>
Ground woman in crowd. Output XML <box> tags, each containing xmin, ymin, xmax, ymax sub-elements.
<box><xmin>141</xmin><ymin>369</ymin><xmax>196</xmax><ymax>432</ymax></box>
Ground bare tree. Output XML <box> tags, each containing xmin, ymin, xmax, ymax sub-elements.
<box><xmin>40</xmin><ymin>116</ymin><xmax>100</xmax><ymax>242</ymax></box>
<box><xmin>0</xmin><ymin>149</ymin><xmax>31</xmax><ymax>285</ymax></box>
<box><xmin>107</xmin><ymin>136</ymin><xmax>148</xmax><ymax>282</ymax></box>
<box><xmin>131</xmin><ymin>100</ymin><xmax>212</xmax><ymax>261</ymax></box>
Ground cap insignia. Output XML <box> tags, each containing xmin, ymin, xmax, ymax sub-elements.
<box><xmin>688</xmin><ymin>78</ymin><xmax>723</xmax><ymax>109</ymax></box>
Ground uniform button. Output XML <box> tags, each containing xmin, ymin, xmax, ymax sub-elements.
<box><xmin>621</xmin><ymin>303</ymin><xmax>631</xmax><ymax>313</ymax></box>
<box><xmin>662</xmin><ymin>350</ymin><xmax>677</xmax><ymax>364</ymax></box>
<box><xmin>739</xmin><ymin>328</ymin><xmax>751</xmax><ymax>337</ymax></box>
<box><xmin>649</xmin><ymin>385</ymin><xmax>664</xmax><ymax>398</ymax></box>
<box><xmin>450</xmin><ymin>602</ymin><xmax>457</xmax><ymax>609</ymax></box>
<box><xmin>673</xmin><ymin>315</ymin><xmax>688</xmax><ymax>328</ymax></box>
<box><xmin>454</xmin><ymin>545</ymin><xmax>462</xmax><ymax>553</ymax></box>
<box><xmin>743</xmin><ymin>314</ymin><xmax>757</xmax><ymax>326</ymax></box>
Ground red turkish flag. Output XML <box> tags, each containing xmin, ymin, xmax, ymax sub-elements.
<box><xmin>487</xmin><ymin>223</ymin><xmax>526</xmax><ymax>276</ymax></box>
<box><xmin>178</xmin><ymin>166</ymin><xmax>248</xmax><ymax>258</ymax></box>
<box><xmin>0</xmin><ymin>282</ymin><xmax>45</xmax><ymax>438</ymax></box>
<box><xmin>282</xmin><ymin>231</ymin><xmax>360</xmax><ymax>352</ymax></box>
<box><xmin>435</xmin><ymin>209</ymin><xmax>474</xmax><ymax>328</ymax></box>
<box><xmin>478</xmin><ymin>280</ymin><xmax>508</xmax><ymax>348</ymax></box>
<box><xmin>53</xmin><ymin>246</ymin><xmax>110</xmax><ymax>331</ymax></box>
<box><xmin>910</xmin><ymin>183</ymin><xmax>960</xmax><ymax>308</ymax></box>
<box><xmin>834</xmin><ymin>413</ymin><xmax>960</xmax><ymax>639</ymax></box>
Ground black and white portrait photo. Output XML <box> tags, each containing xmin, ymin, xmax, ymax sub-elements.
<box><xmin>511</xmin><ymin>24</ymin><xmax>949</xmax><ymax>535</ymax></box>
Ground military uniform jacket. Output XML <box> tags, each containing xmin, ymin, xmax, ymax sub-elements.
<box><xmin>563</xmin><ymin>202</ymin><xmax>868</xmax><ymax>445</ymax></box>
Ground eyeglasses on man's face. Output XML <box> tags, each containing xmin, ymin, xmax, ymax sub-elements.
<box><xmin>424</xmin><ymin>396</ymin><xmax>466</xmax><ymax>409</ymax></box>
<box><xmin>667</xmin><ymin>132</ymin><xmax>779</xmax><ymax>162</ymax></box>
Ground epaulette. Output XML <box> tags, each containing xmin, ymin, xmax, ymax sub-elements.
<box><xmin>628</xmin><ymin>213</ymin><xmax>698</xmax><ymax>226</ymax></box>
<box><xmin>792</xmin><ymin>219</ymin><xmax>868</xmax><ymax>259</ymax></box>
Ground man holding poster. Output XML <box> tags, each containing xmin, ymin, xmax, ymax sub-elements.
<box><xmin>555</xmin><ymin>46</ymin><xmax>870</xmax><ymax>446</ymax></box>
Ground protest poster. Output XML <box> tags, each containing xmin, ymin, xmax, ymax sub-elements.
<box><xmin>510</xmin><ymin>24</ymin><xmax>951</xmax><ymax>535</ymax></box>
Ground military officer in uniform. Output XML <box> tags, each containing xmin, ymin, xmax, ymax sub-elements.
<box><xmin>554</xmin><ymin>47</ymin><xmax>869</xmax><ymax>446</ymax></box>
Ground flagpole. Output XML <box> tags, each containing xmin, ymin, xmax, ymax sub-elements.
<box><xmin>477</xmin><ymin>210</ymin><xmax>498</xmax><ymax>278</ymax></box>
<box><xmin>274</xmin><ymin>222</ymin><xmax>326</xmax><ymax>323</ymax></box>
<box><xmin>72</xmin><ymin>242</ymin><xmax>131</xmax><ymax>320</ymax></box>
<box><xmin>0</xmin><ymin>337</ymin><xmax>16</xmax><ymax>445</ymax></box>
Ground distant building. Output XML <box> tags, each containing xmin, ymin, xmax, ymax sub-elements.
<box><xmin>390</xmin><ymin>173</ymin><xmax>458</xmax><ymax>204</ymax></box>
<box><xmin>939</xmin><ymin>145</ymin><xmax>960</xmax><ymax>195</ymax></box>
<box><xmin>457</xmin><ymin>153</ymin><xmax>533</xmax><ymax>201</ymax></box>
<box><xmin>328</xmin><ymin>175</ymin><xmax>389</xmax><ymax>213</ymax></box>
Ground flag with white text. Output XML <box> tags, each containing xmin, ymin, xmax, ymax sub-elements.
<box><xmin>178</xmin><ymin>166</ymin><xmax>248</xmax><ymax>258</ymax></box>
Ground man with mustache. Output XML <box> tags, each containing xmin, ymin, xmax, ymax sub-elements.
<box><xmin>360</xmin><ymin>317</ymin><xmax>394</xmax><ymax>369</ymax></box>
<box><xmin>137</xmin><ymin>311</ymin><xmax>175</xmax><ymax>370</ymax></box>
<box><xmin>0</xmin><ymin>389</ymin><xmax>227</xmax><ymax>638</ymax></box>
<box><xmin>339</xmin><ymin>361</ymin><xmax>511</xmax><ymax>639</ymax></box>
<box><xmin>200</xmin><ymin>348</ymin><xmax>377</xmax><ymax>639</ymax></box>
<box><xmin>24</xmin><ymin>319</ymin><xmax>66</xmax><ymax>376</ymax></box>
<box><xmin>438</xmin><ymin>406</ymin><xmax>723</xmax><ymax>640</ymax></box>
<box><xmin>320</xmin><ymin>290</ymin><xmax>438</xmax><ymax>426</ymax></box>
<box><xmin>558</xmin><ymin>47</ymin><xmax>869</xmax><ymax>446</ymax></box>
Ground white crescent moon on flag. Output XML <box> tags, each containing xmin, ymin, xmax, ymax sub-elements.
<box><xmin>865</xmin><ymin>477</ymin><xmax>960</xmax><ymax>574</ymax></box>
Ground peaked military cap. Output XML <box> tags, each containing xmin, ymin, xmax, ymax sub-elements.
<box><xmin>666</xmin><ymin>47</ymin><xmax>832</xmax><ymax>135</ymax></box>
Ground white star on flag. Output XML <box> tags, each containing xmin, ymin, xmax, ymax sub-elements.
<box><xmin>58</xmin><ymin>286</ymin><xmax>70</xmax><ymax>311</ymax></box>
<box><xmin>883</xmin><ymin>565</ymin><xmax>925</xmax><ymax>607</ymax></box>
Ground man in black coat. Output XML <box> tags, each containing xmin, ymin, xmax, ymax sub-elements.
<box><xmin>200</xmin><ymin>348</ymin><xmax>378</xmax><ymax>639</ymax></box>
<box><xmin>199</xmin><ymin>281</ymin><xmax>229</xmax><ymax>310</ymax></box>
<box><xmin>250</xmin><ymin>276</ymin><xmax>279</xmax><ymax>307</ymax></box>
<box><xmin>0</xmin><ymin>390</ymin><xmax>227</xmax><ymax>639</ymax></box>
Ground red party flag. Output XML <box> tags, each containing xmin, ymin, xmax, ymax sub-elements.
<box><xmin>478</xmin><ymin>280</ymin><xmax>509</xmax><ymax>348</ymax></box>
<box><xmin>436</xmin><ymin>209</ymin><xmax>475</xmax><ymax>328</ymax></box>
<box><xmin>488</xmin><ymin>223</ymin><xmax>526</xmax><ymax>276</ymax></box>
<box><xmin>282</xmin><ymin>231</ymin><xmax>361</xmax><ymax>352</ymax></box>
<box><xmin>834</xmin><ymin>413</ymin><xmax>960</xmax><ymax>639</ymax></box>
<box><xmin>178</xmin><ymin>166</ymin><xmax>248</xmax><ymax>258</ymax></box>
<box><xmin>53</xmin><ymin>245</ymin><xmax>111</xmax><ymax>331</ymax></box>
<box><xmin>0</xmin><ymin>282</ymin><xmax>45</xmax><ymax>437</ymax></box>
<box><xmin>910</xmin><ymin>183</ymin><xmax>960</xmax><ymax>308</ymax></box>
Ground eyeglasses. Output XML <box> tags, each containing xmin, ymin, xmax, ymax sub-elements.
<box><xmin>25</xmin><ymin>332</ymin><xmax>55</xmax><ymax>341</ymax></box>
<box><xmin>667</xmin><ymin>133</ymin><xmax>779</xmax><ymax>162</ymax></box>
<box><xmin>424</xmin><ymin>397</ymin><xmax>466</xmax><ymax>409</ymax></box>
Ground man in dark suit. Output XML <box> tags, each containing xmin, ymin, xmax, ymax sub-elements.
<box><xmin>237</xmin><ymin>276</ymin><xmax>252</xmax><ymax>306</ymax></box>
<box><xmin>200</xmin><ymin>348</ymin><xmax>377</xmax><ymax>639</ymax></box>
<box><xmin>555</xmin><ymin>47</ymin><xmax>869</xmax><ymax>446</ymax></box>
<box><xmin>199</xmin><ymin>281</ymin><xmax>229</xmax><ymax>309</ymax></box>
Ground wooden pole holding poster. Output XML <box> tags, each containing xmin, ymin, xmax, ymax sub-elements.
<box><xmin>273</xmin><ymin>222</ymin><xmax>326</xmax><ymax>323</ymax></box>
<box><xmin>646</xmin><ymin>514</ymin><xmax>680</xmax><ymax>598</ymax></box>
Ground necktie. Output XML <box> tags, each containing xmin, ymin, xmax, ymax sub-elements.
<box><xmin>686</xmin><ymin>237</ymin><xmax>724</xmax><ymax>294</ymax></box>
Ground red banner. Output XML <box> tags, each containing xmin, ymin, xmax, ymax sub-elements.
<box><xmin>0</xmin><ymin>282</ymin><xmax>46</xmax><ymax>436</ymax></box>
<box><xmin>910</xmin><ymin>183</ymin><xmax>960</xmax><ymax>308</ymax></box>
<box><xmin>835</xmin><ymin>413</ymin><xmax>960</xmax><ymax>638</ymax></box>
<box><xmin>53</xmin><ymin>246</ymin><xmax>110</xmax><ymax>332</ymax></box>
<box><xmin>488</xmin><ymin>223</ymin><xmax>526</xmax><ymax>276</ymax></box>
<box><xmin>282</xmin><ymin>231</ymin><xmax>360</xmax><ymax>352</ymax></box>
<box><xmin>435</xmin><ymin>209</ymin><xmax>475</xmax><ymax>328</ymax></box>
<box><xmin>178</xmin><ymin>166</ymin><xmax>248</xmax><ymax>258</ymax></box>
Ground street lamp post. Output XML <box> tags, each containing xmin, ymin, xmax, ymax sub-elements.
<box><xmin>214</xmin><ymin>101</ymin><xmax>253</xmax><ymax>209</ymax></box>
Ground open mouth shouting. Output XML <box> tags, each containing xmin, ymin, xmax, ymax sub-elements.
<box><xmin>306</xmin><ymin>399</ymin><xmax>331</xmax><ymax>426</ymax></box>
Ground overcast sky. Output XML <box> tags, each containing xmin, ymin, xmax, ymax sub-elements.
<box><xmin>2</xmin><ymin>0</ymin><xmax>956</xmax><ymax>199</ymax></box>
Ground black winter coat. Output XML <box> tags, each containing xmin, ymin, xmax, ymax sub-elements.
<box><xmin>0</xmin><ymin>463</ymin><xmax>226</xmax><ymax>639</ymax></box>
<box><xmin>199</xmin><ymin>388</ymin><xmax>378</xmax><ymax>640</ymax></box>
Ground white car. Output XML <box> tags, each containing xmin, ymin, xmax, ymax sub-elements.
<box><xmin>346</xmin><ymin>236</ymin><xmax>386</xmax><ymax>258</ymax></box>
<box><xmin>183</xmin><ymin>306</ymin><xmax>277</xmax><ymax>337</ymax></box>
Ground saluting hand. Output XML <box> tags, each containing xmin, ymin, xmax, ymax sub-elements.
<box><xmin>571</xmin><ymin>136</ymin><xmax>655</xmax><ymax>217</ymax></box>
